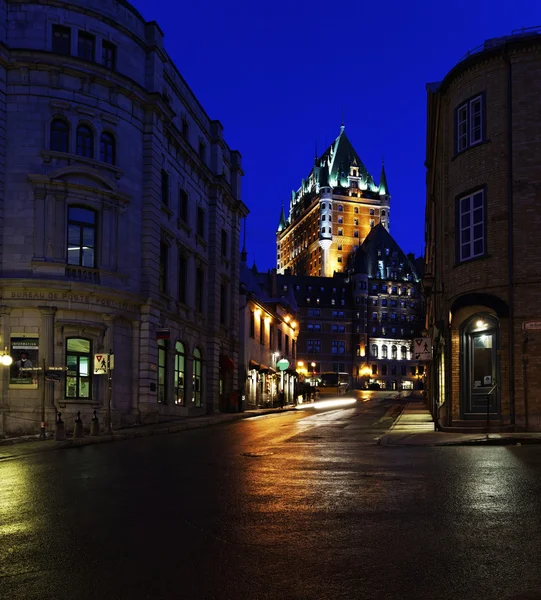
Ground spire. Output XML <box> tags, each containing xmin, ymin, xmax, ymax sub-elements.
<box><xmin>277</xmin><ymin>201</ymin><xmax>287</xmax><ymax>233</ymax></box>
<box><xmin>251</xmin><ymin>258</ymin><xmax>258</xmax><ymax>274</ymax></box>
<box><xmin>314</xmin><ymin>139</ymin><xmax>318</xmax><ymax>165</ymax></box>
<box><xmin>340</xmin><ymin>106</ymin><xmax>345</xmax><ymax>134</ymax></box>
<box><xmin>379</xmin><ymin>158</ymin><xmax>390</xmax><ymax>196</ymax></box>
<box><xmin>240</xmin><ymin>217</ymin><xmax>247</xmax><ymax>264</ymax></box>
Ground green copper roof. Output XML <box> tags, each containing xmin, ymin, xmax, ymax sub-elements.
<box><xmin>277</xmin><ymin>204</ymin><xmax>287</xmax><ymax>232</ymax></box>
<box><xmin>379</xmin><ymin>161</ymin><xmax>390</xmax><ymax>196</ymax></box>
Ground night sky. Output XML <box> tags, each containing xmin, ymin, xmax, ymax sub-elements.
<box><xmin>131</xmin><ymin>0</ymin><xmax>541</xmax><ymax>271</ymax></box>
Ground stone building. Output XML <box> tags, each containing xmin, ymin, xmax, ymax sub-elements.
<box><xmin>425</xmin><ymin>28</ymin><xmax>541</xmax><ymax>431</ymax></box>
<box><xmin>278</xmin><ymin>225</ymin><xmax>424</xmax><ymax>391</ymax></box>
<box><xmin>239</xmin><ymin>259</ymin><xmax>298</xmax><ymax>408</ymax></box>
<box><xmin>276</xmin><ymin>125</ymin><xmax>390</xmax><ymax>277</ymax></box>
<box><xmin>0</xmin><ymin>0</ymin><xmax>248</xmax><ymax>436</ymax></box>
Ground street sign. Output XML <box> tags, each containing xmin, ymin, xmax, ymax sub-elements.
<box><xmin>94</xmin><ymin>354</ymin><xmax>109</xmax><ymax>375</ymax></box>
<box><xmin>414</xmin><ymin>337</ymin><xmax>432</xmax><ymax>361</ymax></box>
<box><xmin>522</xmin><ymin>321</ymin><xmax>541</xmax><ymax>331</ymax></box>
<box><xmin>45</xmin><ymin>371</ymin><xmax>62</xmax><ymax>382</ymax></box>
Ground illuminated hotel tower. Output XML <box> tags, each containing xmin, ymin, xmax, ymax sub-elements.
<box><xmin>276</xmin><ymin>125</ymin><xmax>390</xmax><ymax>276</ymax></box>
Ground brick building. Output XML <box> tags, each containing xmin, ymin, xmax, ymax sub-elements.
<box><xmin>0</xmin><ymin>0</ymin><xmax>248</xmax><ymax>435</ymax></box>
<box><xmin>425</xmin><ymin>28</ymin><xmax>541</xmax><ymax>431</ymax></box>
<box><xmin>276</xmin><ymin>125</ymin><xmax>390</xmax><ymax>277</ymax></box>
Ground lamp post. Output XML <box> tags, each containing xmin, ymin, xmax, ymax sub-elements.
<box><xmin>311</xmin><ymin>362</ymin><xmax>316</xmax><ymax>385</ymax></box>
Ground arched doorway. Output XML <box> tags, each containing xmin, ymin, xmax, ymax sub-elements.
<box><xmin>461</xmin><ymin>314</ymin><xmax>500</xmax><ymax>419</ymax></box>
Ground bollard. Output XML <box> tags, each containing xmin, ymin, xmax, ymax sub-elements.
<box><xmin>90</xmin><ymin>410</ymin><xmax>100</xmax><ymax>436</ymax></box>
<box><xmin>55</xmin><ymin>412</ymin><xmax>66</xmax><ymax>441</ymax></box>
<box><xmin>73</xmin><ymin>411</ymin><xmax>84</xmax><ymax>439</ymax></box>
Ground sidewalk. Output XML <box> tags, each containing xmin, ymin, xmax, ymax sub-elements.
<box><xmin>378</xmin><ymin>401</ymin><xmax>541</xmax><ymax>446</ymax></box>
<box><xmin>0</xmin><ymin>405</ymin><xmax>297</xmax><ymax>461</ymax></box>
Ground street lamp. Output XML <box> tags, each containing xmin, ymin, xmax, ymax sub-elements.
<box><xmin>0</xmin><ymin>347</ymin><xmax>12</xmax><ymax>366</ymax></box>
<box><xmin>311</xmin><ymin>361</ymin><xmax>316</xmax><ymax>384</ymax></box>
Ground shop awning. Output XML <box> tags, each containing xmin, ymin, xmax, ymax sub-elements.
<box><xmin>248</xmin><ymin>360</ymin><xmax>260</xmax><ymax>371</ymax></box>
<box><xmin>260</xmin><ymin>365</ymin><xmax>276</xmax><ymax>374</ymax></box>
<box><xmin>220</xmin><ymin>355</ymin><xmax>235</xmax><ymax>371</ymax></box>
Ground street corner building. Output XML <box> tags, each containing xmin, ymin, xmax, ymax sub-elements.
<box><xmin>0</xmin><ymin>0</ymin><xmax>248</xmax><ymax>436</ymax></box>
<box><xmin>425</xmin><ymin>28</ymin><xmax>541</xmax><ymax>431</ymax></box>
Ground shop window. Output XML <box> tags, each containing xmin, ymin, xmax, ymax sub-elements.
<box><xmin>174</xmin><ymin>342</ymin><xmax>185</xmax><ymax>405</ymax></box>
<box><xmin>65</xmin><ymin>338</ymin><xmax>92</xmax><ymax>399</ymax></box>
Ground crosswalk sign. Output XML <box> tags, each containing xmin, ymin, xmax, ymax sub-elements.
<box><xmin>94</xmin><ymin>354</ymin><xmax>109</xmax><ymax>375</ymax></box>
<box><xmin>413</xmin><ymin>338</ymin><xmax>432</xmax><ymax>361</ymax></box>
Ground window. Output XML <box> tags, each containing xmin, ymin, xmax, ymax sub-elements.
<box><xmin>337</xmin><ymin>256</ymin><xmax>342</xmax><ymax>263</ymax></box>
<box><xmin>249</xmin><ymin>310</ymin><xmax>255</xmax><ymax>338</ymax></box>
<box><xmin>401</xmin><ymin>365</ymin><xmax>406</xmax><ymax>376</ymax></box>
<box><xmin>102</xmin><ymin>41</ymin><xmax>116</xmax><ymax>70</ymax></box>
<box><xmin>67</xmin><ymin>207</ymin><xmax>96</xmax><ymax>267</ymax></box>
<box><xmin>371</xmin><ymin>344</ymin><xmax>378</xmax><ymax>358</ymax></box>
<box><xmin>307</xmin><ymin>340</ymin><xmax>321</xmax><ymax>354</ymax></box>
<box><xmin>332</xmin><ymin>341</ymin><xmax>345</xmax><ymax>354</ymax></box>
<box><xmin>338</xmin><ymin>229</ymin><xmax>343</xmax><ymax>236</ymax></box>
<box><xmin>199</xmin><ymin>141</ymin><xmax>206</xmax><ymax>161</ymax></box>
<box><xmin>157</xmin><ymin>340</ymin><xmax>167</xmax><ymax>403</ymax></box>
<box><xmin>77</xmin><ymin>32</ymin><xmax>95</xmax><ymax>62</ymax></box>
<box><xmin>76</xmin><ymin>125</ymin><xmax>93</xmax><ymax>158</ymax></box>
<box><xmin>354</xmin><ymin>219</ymin><xmax>359</xmax><ymax>226</ymax></box>
<box><xmin>370</xmin><ymin>220</ymin><xmax>375</xmax><ymax>228</ymax></box>
<box><xmin>259</xmin><ymin>315</ymin><xmax>264</xmax><ymax>344</ymax></box>
<box><xmin>337</xmin><ymin>205</ymin><xmax>343</xmax><ymax>212</ymax></box>
<box><xmin>65</xmin><ymin>338</ymin><xmax>91</xmax><ymax>399</ymax></box>
<box><xmin>197</xmin><ymin>206</ymin><xmax>205</xmax><ymax>238</ymax></box>
<box><xmin>307</xmin><ymin>309</ymin><xmax>320</xmax><ymax>317</ymax></box>
<box><xmin>50</xmin><ymin>119</ymin><xmax>69</xmax><ymax>152</ymax></box>
<box><xmin>178</xmin><ymin>189</ymin><xmax>188</xmax><ymax>223</ymax></box>
<box><xmin>178</xmin><ymin>255</ymin><xmax>187</xmax><ymax>303</ymax></box>
<box><xmin>455</xmin><ymin>94</ymin><xmax>484</xmax><ymax>153</ymax></box>
<box><xmin>354</xmin><ymin>230</ymin><xmax>359</xmax><ymax>238</ymax></box>
<box><xmin>161</xmin><ymin>170</ymin><xmax>169</xmax><ymax>206</ymax></box>
<box><xmin>338</xmin><ymin>216</ymin><xmax>343</xmax><ymax>224</ymax></box>
<box><xmin>391</xmin><ymin>345</ymin><xmax>397</xmax><ymax>359</ymax></box>
<box><xmin>99</xmin><ymin>132</ymin><xmax>115</xmax><ymax>164</ymax></box>
<box><xmin>370</xmin><ymin>209</ymin><xmax>375</xmax><ymax>216</ymax></box>
<box><xmin>195</xmin><ymin>268</ymin><xmax>204</xmax><ymax>312</ymax></box>
<box><xmin>220</xmin><ymin>283</ymin><xmax>227</xmax><ymax>325</ymax></box>
<box><xmin>354</xmin><ymin>207</ymin><xmax>359</xmax><ymax>214</ymax></box>
<box><xmin>285</xmin><ymin>334</ymin><xmax>290</xmax><ymax>356</ymax></box>
<box><xmin>52</xmin><ymin>25</ymin><xmax>71</xmax><ymax>55</ymax></box>
<box><xmin>457</xmin><ymin>189</ymin><xmax>485</xmax><ymax>262</ymax></box>
<box><xmin>337</xmin><ymin>244</ymin><xmax>342</xmax><ymax>251</ymax></box>
<box><xmin>382</xmin><ymin>365</ymin><xmax>387</xmax><ymax>376</ymax></box>
<box><xmin>372</xmin><ymin>364</ymin><xmax>378</xmax><ymax>375</ymax></box>
<box><xmin>221</xmin><ymin>229</ymin><xmax>228</xmax><ymax>257</ymax></box>
<box><xmin>269</xmin><ymin>325</ymin><xmax>274</xmax><ymax>349</ymax></box>
<box><xmin>277</xmin><ymin>329</ymin><xmax>282</xmax><ymax>351</ymax></box>
<box><xmin>193</xmin><ymin>348</ymin><xmax>202</xmax><ymax>407</ymax></box>
<box><xmin>174</xmin><ymin>342</ymin><xmax>185</xmax><ymax>405</ymax></box>
<box><xmin>382</xmin><ymin>345</ymin><xmax>388</xmax><ymax>359</ymax></box>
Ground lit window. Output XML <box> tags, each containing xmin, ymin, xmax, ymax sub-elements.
<box><xmin>174</xmin><ymin>342</ymin><xmax>185</xmax><ymax>405</ymax></box>
<box><xmin>65</xmin><ymin>338</ymin><xmax>91</xmax><ymax>399</ymax></box>
<box><xmin>67</xmin><ymin>207</ymin><xmax>96</xmax><ymax>267</ymax></box>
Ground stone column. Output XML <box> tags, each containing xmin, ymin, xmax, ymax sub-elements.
<box><xmin>38</xmin><ymin>306</ymin><xmax>57</xmax><ymax>415</ymax></box>
<box><xmin>0</xmin><ymin>306</ymin><xmax>11</xmax><ymax>407</ymax></box>
<box><xmin>131</xmin><ymin>319</ymin><xmax>141</xmax><ymax>420</ymax></box>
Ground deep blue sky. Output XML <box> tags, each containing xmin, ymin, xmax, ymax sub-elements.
<box><xmin>132</xmin><ymin>0</ymin><xmax>541</xmax><ymax>271</ymax></box>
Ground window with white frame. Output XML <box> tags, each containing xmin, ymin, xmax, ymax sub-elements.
<box><xmin>307</xmin><ymin>339</ymin><xmax>321</xmax><ymax>354</ymax></box>
<box><xmin>456</xmin><ymin>94</ymin><xmax>484</xmax><ymax>153</ymax></box>
<box><xmin>458</xmin><ymin>188</ymin><xmax>485</xmax><ymax>262</ymax></box>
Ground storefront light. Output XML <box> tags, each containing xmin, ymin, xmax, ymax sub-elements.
<box><xmin>1</xmin><ymin>353</ymin><xmax>13</xmax><ymax>366</ymax></box>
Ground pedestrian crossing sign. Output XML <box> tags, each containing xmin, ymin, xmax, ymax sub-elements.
<box><xmin>413</xmin><ymin>338</ymin><xmax>432</xmax><ymax>361</ymax></box>
<box><xmin>94</xmin><ymin>354</ymin><xmax>109</xmax><ymax>375</ymax></box>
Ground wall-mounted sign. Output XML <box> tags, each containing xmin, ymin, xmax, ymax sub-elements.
<box><xmin>10</xmin><ymin>336</ymin><xmax>39</xmax><ymax>387</ymax></box>
<box><xmin>413</xmin><ymin>338</ymin><xmax>432</xmax><ymax>361</ymax></box>
<box><xmin>522</xmin><ymin>321</ymin><xmax>541</xmax><ymax>331</ymax></box>
<box><xmin>276</xmin><ymin>358</ymin><xmax>290</xmax><ymax>371</ymax></box>
<box><xmin>94</xmin><ymin>354</ymin><xmax>109</xmax><ymax>375</ymax></box>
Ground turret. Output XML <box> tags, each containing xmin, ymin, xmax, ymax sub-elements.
<box><xmin>277</xmin><ymin>203</ymin><xmax>287</xmax><ymax>233</ymax></box>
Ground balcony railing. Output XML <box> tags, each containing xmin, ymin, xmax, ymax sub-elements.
<box><xmin>459</xmin><ymin>27</ymin><xmax>541</xmax><ymax>63</ymax></box>
<box><xmin>65</xmin><ymin>265</ymin><xmax>100</xmax><ymax>283</ymax></box>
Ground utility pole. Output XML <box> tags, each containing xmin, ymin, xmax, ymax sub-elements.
<box><xmin>39</xmin><ymin>357</ymin><xmax>46</xmax><ymax>440</ymax></box>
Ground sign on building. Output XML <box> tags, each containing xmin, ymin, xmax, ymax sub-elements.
<box><xmin>94</xmin><ymin>354</ymin><xmax>109</xmax><ymax>375</ymax></box>
<box><xmin>413</xmin><ymin>338</ymin><xmax>432</xmax><ymax>361</ymax></box>
<box><xmin>522</xmin><ymin>321</ymin><xmax>541</xmax><ymax>331</ymax></box>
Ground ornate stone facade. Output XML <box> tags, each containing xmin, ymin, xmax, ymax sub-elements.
<box><xmin>0</xmin><ymin>0</ymin><xmax>248</xmax><ymax>435</ymax></box>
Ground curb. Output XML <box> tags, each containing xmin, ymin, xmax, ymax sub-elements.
<box><xmin>1</xmin><ymin>406</ymin><xmax>297</xmax><ymax>456</ymax></box>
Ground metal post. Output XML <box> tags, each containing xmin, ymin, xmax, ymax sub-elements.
<box><xmin>106</xmin><ymin>350</ymin><xmax>113</xmax><ymax>434</ymax></box>
<box><xmin>39</xmin><ymin>358</ymin><xmax>46</xmax><ymax>440</ymax></box>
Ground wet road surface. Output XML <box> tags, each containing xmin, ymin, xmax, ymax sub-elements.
<box><xmin>2</xmin><ymin>397</ymin><xmax>541</xmax><ymax>600</ymax></box>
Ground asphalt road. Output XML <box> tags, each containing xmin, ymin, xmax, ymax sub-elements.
<box><xmin>2</xmin><ymin>397</ymin><xmax>541</xmax><ymax>600</ymax></box>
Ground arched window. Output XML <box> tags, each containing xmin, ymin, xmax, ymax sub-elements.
<box><xmin>337</xmin><ymin>205</ymin><xmax>343</xmax><ymax>212</ymax></box>
<box><xmin>76</xmin><ymin>124</ymin><xmax>94</xmax><ymax>158</ymax></box>
<box><xmin>371</xmin><ymin>344</ymin><xmax>378</xmax><ymax>358</ymax></box>
<box><xmin>65</xmin><ymin>338</ymin><xmax>92</xmax><ymax>399</ymax></box>
<box><xmin>174</xmin><ymin>342</ymin><xmax>185</xmax><ymax>405</ymax></box>
<box><xmin>382</xmin><ymin>210</ymin><xmax>386</xmax><ymax>216</ymax></box>
<box><xmin>391</xmin><ymin>345</ymin><xmax>397</xmax><ymax>360</ymax></box>
<box><xmin>50</xmin><ymin>119</ymin><xmax>69</xmax><ymax>153</ymax></box>
<box><xmin>67</xmin><ymin>206</ymin><xmax>96</xmax><ymax>267</ymax></box>
<box><xmin>193</xmin><ymin>348</ymin><xmax>202</xmax><ymax>407</ymax></box>
<box><xmin>401</xmin><ymin>345</ymin><xmax>407</xmax><ymax>360</ymax></box>
<box><xmin>100</xmin><ymin>132</ymin><xmax>115</xmax><ymax>164</ymax></box>
<box><xmin>382</xmin><ymin>345</ymin><xmax>388</xmax><ymax>359</ymax></box>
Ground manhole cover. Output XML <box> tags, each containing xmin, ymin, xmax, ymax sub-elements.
<box><xmin>241</xmin><ymin>451</ymin><xmax>275</xmax><ymax>458</ymax></box>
